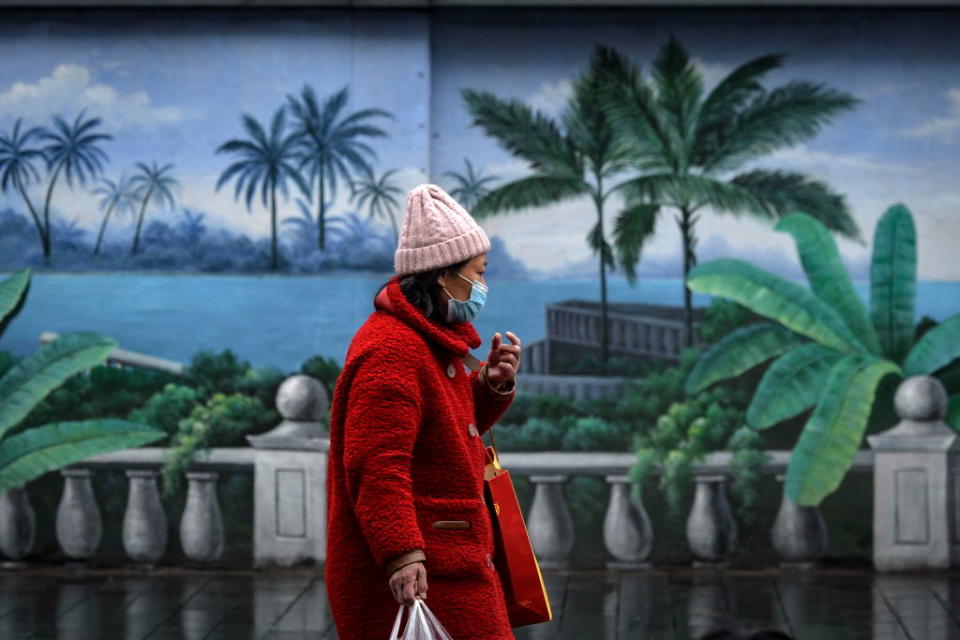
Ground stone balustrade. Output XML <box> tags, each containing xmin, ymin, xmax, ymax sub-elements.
<box><xmin>0</xmin><ymin>375</ymin><xmax>953</xmax><ymax>572</ymax></box>
<box><xmin>0</xmin><ymin>373</ymin><xmax>330</xmax><ymax>570</ymax></box>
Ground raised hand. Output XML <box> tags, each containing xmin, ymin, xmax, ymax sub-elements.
<box><xmin>485</xmin><ymin>331</ymin><xmax>521</xmax><ymax>389</ymax></box>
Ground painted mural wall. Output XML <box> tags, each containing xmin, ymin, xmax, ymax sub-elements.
<box><xmin>1</xmin><ymin>8</ymin><xmax>957</xmax><ymax>373</ymax></box>
<box><xmin>2</xmin><ymin>6</ymin><xmax>959</xmax><ymax>563</ymax></box>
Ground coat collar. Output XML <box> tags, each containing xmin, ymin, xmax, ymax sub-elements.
<box><xmin>374</xmin><ymin>275</ymin><xmax>481</xmax><ymax>357</ymax></box>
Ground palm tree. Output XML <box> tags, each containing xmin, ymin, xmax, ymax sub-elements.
<box><xmin>327</xmin><ymin>211</ymin><xmax>379</xmax><ymax>246</ymax></box>
<box><xmin>39</xmin><ymin>110</ymin><xmax>112</xmax><ymax>260</ymax></box>
<box><xmin>286</xmin><ymin>85</ymin><xmax>391</xmax><ymax>251</ymax></box>
<box><xmin>443</xmin><ymin>158</ymin><xmax>498</xmax><ymax>210</ymax></box>
<box><xmin>282</xmin><ymin>198</ymin><xmax>322</xmax><ymax>257</ymax></box>
<box><xmin>51</xmin><ymin>216</ymin><xmax>86</xmax><ymax>251</ymax></box>
<box><xmin>0</xmin><ymin>119</ymin><xmax>48</xmax><ymax>252</ymax></box>
<box><xmin>684</xmin><ymin>205</ymin><xmax>960</xmax><ymax>505</ymax></box>
<box><xmin>177</xmin><ymin>208</ymin><xmax>207</xmax><ymax>244</ymax></box>
<box><xmin>91</xmin><ymin>174</ymin><xmax>138</xmax><ymax>255</ymax></box>
<box><xmin>462</xmin><ymin>49</ymin><xmax>636</xmax><ymax>365</ymax></box>
<box><xmin>129</xmin><ymin>162</ymin><xmax>178</xmax><ymax>255</ymax></box>
<box><xmin>216</xmin><ymin>107</ymin><xmax>309</xmax><ymax>270</ymax></box>
<box><xmin>351</xmin><ymin>168</ymin><xmax>403</xmax><ymax>242</ymax></box>
<box><xmin>595</xmin><ymin>39</ymin><xmax>860</xmax><ymax>346</ymax></box>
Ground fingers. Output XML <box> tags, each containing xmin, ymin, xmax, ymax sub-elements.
<box><xmin>490</xmin><ymin>361</ymin><xmax>515</xmax><ymax>379</ymax></box>
<box><xmin>491</xmin><ymin>332</ymin><xmax>502</xmax><ymax>351</ymax></box>
<box><xmin>505</xmin><ymin>331</ymin><xmax>522</xmax><ymax>348</ymax></box>
<box><xmin>417</xmin><ymin>563</ymin><xmax>428</xmax><ymax>599</ymax></box>
<box><xmin>402</xmin><ymin>576</ymin><xmax>417</xmax><ymax>606</ymax></box>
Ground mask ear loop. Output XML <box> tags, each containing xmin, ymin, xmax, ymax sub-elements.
<box><xmin>442</xmin><ymin>286</ymin><xmax>465</xmax><ymax>303</ymax></box>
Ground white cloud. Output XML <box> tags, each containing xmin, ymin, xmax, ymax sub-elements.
<box><xmin>691</xmin><ymin>57</ymin><xmax>732</xmax><ymax>92</ymax></box>
<box><xmin>0</xmin><ymin>63</ymin><xmax>192</xmax><ymax>131</ymax></box>
<box><xmin>900</xmin><ymin>88</ymin><xmax>960</xmax><ymax>143</ymax></box>
<box><xmin>527</xmin><ymin>78</ymin><xmax>573</xmax><ymax>117</ymax></box>
<box><xmin>482</xmin><ymin>160</ymin><xmax>530</xmax><ymax>182</ymax></box>
<box><xmin>768</xmin><ymin>144</ymin><xmax>915</xmax><ymax>173</ymax></box>
<box><xmin>857</xmin><ymin>83</ymin><xmax>907</xmax><ymax>100</ymax></box>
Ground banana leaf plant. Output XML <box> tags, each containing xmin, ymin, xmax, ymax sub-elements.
<box><xmin>0</xmin><ymin>267</ymin><xmax>164</xmax><ymax>494</ymax></box>
<box><xmin>684</xmin><ymin>204</ymin><xmax>960</xmax><ymax>506</ymax></box>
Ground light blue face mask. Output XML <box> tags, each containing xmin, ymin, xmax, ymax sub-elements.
<box><xmin>443</xmin><ymin>271</ymin><xmax>488</xmax><ymax>323</ymax></box>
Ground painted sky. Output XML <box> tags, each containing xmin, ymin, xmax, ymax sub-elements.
<box><xmin>0</xmin><ymin>9</ymin><xmax>957</xmax><ymax>281</ymax></box>
<box><xmin>0</xmin><ymin>11</ymin><xmax>431</xmax><ymax>247</ymax></box>
<box><xmin>431</xmin><ymin>9</ymin><xmax>960</xmax><ymax>281</ymax></box>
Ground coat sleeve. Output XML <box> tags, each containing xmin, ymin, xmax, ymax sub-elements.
<box><xmin>470</xmin><ymin>361</ymin><xmax>516</xmax><ymax>437</ymax></box>
<box><xmin>342</xmin><ymin>352</ymin><xmax>426</xmax><ymax>571</ymax></box>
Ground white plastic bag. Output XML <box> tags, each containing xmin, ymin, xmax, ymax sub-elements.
<box><xmin>388</xmin><ymin>596</ymin><xmax>454</xmax><ymax>640</ymax></box>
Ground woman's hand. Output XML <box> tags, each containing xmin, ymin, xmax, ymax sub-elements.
<box><xmin>389</xmin><ymin>561</ymin><xmax>428</xmax><ymax>605</ymax></box>
<box><xmin>486</xmin><ymin>331</ymin><xmax>521</xmax><ymax>390</ymax></box>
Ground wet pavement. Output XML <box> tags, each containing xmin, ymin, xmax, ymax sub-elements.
<box><xmin>1</xmin><ymin>567</ymin><xmax>959</xmax><ymax>639</ymax></box>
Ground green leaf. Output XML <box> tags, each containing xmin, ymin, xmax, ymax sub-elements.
<box><xmin>747</xmin><ymin>343</ymin><xmax>843</xmax><ymax>428</ymax></box>
<box><xmin>903</xmin><ymin>314</ymin><xmax>960</xmax><ymax>377</ymax></box>
<box><xmin>612</xmin><ymin>202</ymin><xmax>660</xmax><ymax>284</ymax></box>
<box><xmin>870</xmin><ymin>203</ymin><xmax>916</xmax><ymax>363</ymax></box>
<box><xmin>0</xmin><ymin>267</ymin><xmax>31</xmax><ymax>332</ymax></box>
<box><xmin>621</xmin><ymin>173</ymin><xmax>768</xmax><ymax>218</ymax></box>
<box><xmin>785</xmin><ymin>355</ymin><xmax>901</xmax><ymax>506</ymax></box>
<box><xmin>776</xmin><ymin>213</ymin><xmax>878</xmax><ymax>353</ymax></box>
<box><xmin>687</xmin><ymin>258</ymin><xmax>867</xmax><ymax>353</ymax></box>
<box><xmin>0</xmin><ymin>332</ymin><xmax>117</xmax><ymax>439</ymax></box>
<box><xmin>686</xmin><ymin>323</ymin><xmax>807</xmax><ymax>394</ymax></box>
<box><xmin>0</xmin><ymin>418</ymin><xmax>165</xmax><ymax>493</ymax></box>
<box><xmin>699</xmin><ymin>80</ymin><xmax>860</xmax><ymax>175</ymax></box>
<box><xmin>939</xmin><ymin>364</ymin><xmax>960</xmax><ymax>396</ymax></box>
<box><xmin>947</xmin><ymin>395</ymin><xmax>960</xmax><ymax>432</ymax></box>
<box><xmin>472</xmin><ymin>175</ymin><xmax>584</xmax><ymax>219</ymax></box>
<box><xmin>732</xmin><ymin>170</ymin><xmax>859</xmax><ymax>239</ymax></box>
<box><xmin>461</xmin><ymin>88</ymin><xmax>581</xmax><ymax>178</ymax></box>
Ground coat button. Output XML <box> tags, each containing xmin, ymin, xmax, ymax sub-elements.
<box><xmin>446</xmin><ymin>363</ymin><xmax>457</xmax><ymax>378</ymax></box>
<box><xmin>467</xmin><ymin>423</ymin><xmax>478</xmax><ymax>437</ymax></box>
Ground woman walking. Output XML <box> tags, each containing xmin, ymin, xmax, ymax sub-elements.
<box><xmin>325</xmin><ymin>183</ymin><xmax>522</xmax><ymax>639</ymax></box>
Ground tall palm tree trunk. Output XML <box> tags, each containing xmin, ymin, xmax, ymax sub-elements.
<box><xmin>14</xmin><ymin>174</ymin><xmax>47</xmax><ymax>253</ymax></box>
<box><xmin>270</xmin><ymin>183</ymin><xmax>279</xmax><ymax>270</ymax></box>
<box><xmin>41</xmin><ymin>161</ymin><xmax>65</xmax><ymax>260</ymax></box>
<box><xmin>94</xmin><ymin>202</ymin><xmax>117</xmax><ymax>256</ymax></box>
<box><xmin>594</xmin><ymin>177</ymin><xmax>610</xmax><ymax>366</ymax></box>
<box><xmin>131</xmin><ymin>187</ymin><xmax>154</xmax><ymax>255</ymax></box>
<box><xmin>678</xmin><ymin>206</ymin><xmax>697</xmax><ymax>347</ymax></box>
<box><xmin>317</xmin><ymin>169</ymin><xmax>326</xmax><ymax>251</ymax></box>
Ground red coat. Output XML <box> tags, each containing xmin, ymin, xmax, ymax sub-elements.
<box><xmin>325</xmin><ymin>274</ymin><xmax>517</xmax><ymax>639</ymax></box>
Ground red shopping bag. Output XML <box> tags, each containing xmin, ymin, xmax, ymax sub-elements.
<box><xmin>483</xmin><ymin>441</ymin><xmax>552</xmax><ymax>628</ymax></box>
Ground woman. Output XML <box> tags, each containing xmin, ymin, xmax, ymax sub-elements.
<box><xmin>325</xmin><ymin>183</ymin><xmax>522</xmax><ymax>639</ymax></box>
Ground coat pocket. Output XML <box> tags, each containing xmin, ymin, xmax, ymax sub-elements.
<box><xmin>414</xmin><ymin>494</ymin><xmax>491</xmax><ymax>577</ymax></box>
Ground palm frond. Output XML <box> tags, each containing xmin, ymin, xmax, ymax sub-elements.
<box><xmin>462</xmin><ymin>88</ymin><xmax>581</xmax><ymax>178</ymax></box>
<box><xmin>700</xmin><ymin>82</ymin><xmax>859</xmax><ymax>174</ymax></box>
<box><xmin>732</xmin><ymin>169</ymin><xmax>859</xmax><ymax>239</ymax></box>
<box><xmin>472</xmin><ymin>174</ymin><xmax>585</xmax><ymax>219</ymax></box>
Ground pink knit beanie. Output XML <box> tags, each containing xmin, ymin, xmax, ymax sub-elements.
<box><xmin>394</xmin><ymin>183</ymin><xmax>491</xmax><ymax>275</ymax></box>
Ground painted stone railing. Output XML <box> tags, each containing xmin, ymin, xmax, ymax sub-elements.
<box><xmin>0</xmin><ymin>373</ymin><xmax>331</xmax><ymax>569</ymax></box>
<box><xmin>0</xmin><ymin>375</ymin><xmax>954</xmax><ymax>571</ymax></box>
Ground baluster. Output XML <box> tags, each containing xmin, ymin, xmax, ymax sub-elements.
<box><xmin>180</xmin><ymin>471</ymin><xmax>224</xmax><ymax>564</ymax></box>
<box><xmin>123</xmin><ymin>469</ymin><xmax>168</xmax><ymax>567</ymax></box>
<box><xmin>771</xmin><ymin>474</ymin><xmax>827</xmax><ymax>569</ymax></box>
<box><xmin>56</xmin><ymin>468</ymin><xmax>102</xmax><ymax>564</ymax></box>
<box><xmin>602</xmin><ymin>475</ymin><xmax>652</xmax><ymax>569</ymax></box>
<box><xmin>527</xmin><ymin>474</ymin><xmax>574</xmax><ymax>569</ymax></box>
<box><xmin>686</xmin><ymin>474</ymin><xmax>737</xmax><ymax>567</ymax></box>
<box><xmin>0</xmin><ymin>486</ymin><xmax>36</xmax><ymax>567</ymax></box>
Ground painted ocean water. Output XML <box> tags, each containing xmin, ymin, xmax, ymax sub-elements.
<box><xmin>3</xmin><ymin>272</ymin><xmax>959</xmax><ymax>372</ymax></box>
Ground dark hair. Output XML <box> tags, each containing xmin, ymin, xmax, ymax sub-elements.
<box><xmin>374</xmin><ymin>258</ymin><xmax>471</xmax><ymax>323</ymax></box>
